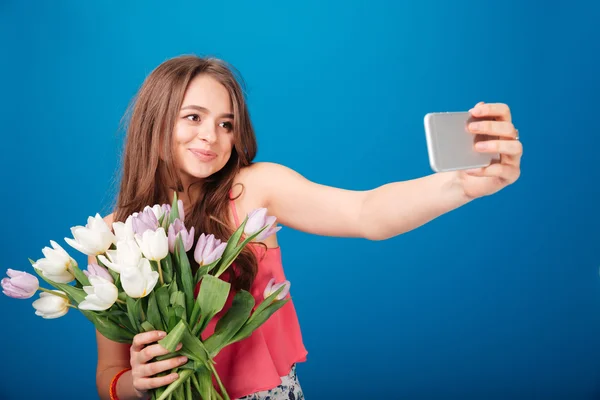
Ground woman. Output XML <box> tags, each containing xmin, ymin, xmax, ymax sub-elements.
<box><xmin>94</xmin><ymin>55</ymin><xmax>522</xmax><ymax>400</ymax></box>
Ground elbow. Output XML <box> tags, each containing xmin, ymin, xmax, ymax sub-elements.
<box><xmin>360</xmin><ymin>224</ymin><xmax>392</xmax><ymax>241</ymax></box>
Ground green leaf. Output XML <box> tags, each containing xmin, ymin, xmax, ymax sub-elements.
<box><xmin>194</xmin><ymin>257</ymin><xmax>220</xmax><ymax>282</ymax></box>
<box><xmin>106</xmin><ymin>310</ymin><xmax>136</xmax><ymax>334</ymax></box>
<box><xmin>70</xmin><ymin>260</ymin><xmax>90</xmax><ymax>287</ymax></box>
<box><xmin>158</xmin><ymin>319</ymin><xmax>187</xmax><ymax>352</ymax></box>
<box><xmin>34</xmin><ymin>268</ymin><xmax>86</xmax><ymax>304</ymax></box>
<box><xmin>195</xmin><ymin>366</ymin><xmax>215</xmax><ymax>400</ymax></box>
<box><xmin>161</xmin><ymin>253</ymin><xmax>174</xmax><ymax>284</ymax></box>
<box><xmin>84</xmin><ymin>311</ymin><xmax>135</xmax><ymax>343</ymax></box>
<box><xmin>181</xmin><ymin>324</ymin><xmax>210</xmax><ymax>363</ymax></box>
<box><xmin>211</xmin><ymin>218</ymin><xmax>247</xmax><ymax>278</ymax></box>
<box><xmin>141</xmin><ymin>321</ymin><xmax>155</xmax><ymax>332</ymax></box>
<box><xmin>167</xmin><ymin>308</ymin><xmax>179</xmax><ymax>331</ymax></box>
<box><xmin>169</xmin><ymin>280</ymin><xmax>179</xmax><ymax>297</ymax></box>
<box><xmin>169</xmin><ymin>191</ymin><xmax>180</xmax><ymax>225</ymax></box>
<box><xmin>249</xmin><ymin>282</ymin><xmax>287</xmax><ymax>319</ymax></box>
<box><xmin>154</xmin><ymin>286</ymin><xmax>171</xmax><ymax>327</ymax></box>
<box><xmin>147</xmin><ymin>291</ymin><xmax>165</xmax><ymax>332</ymax></box>
<box><xmin>156</xmin><ymin>369</ymin><xmax>193</xmax><ymax>400</ymax></box>
<box><xmin>191</xmin><ymin>275</ymin><xmax>231</xmax><ymax>336</ymax></box>
<box><xmin>126</xmin><ymin>297</ymin><xmax>142</xmax><ymax>332</ymax></box>
<box><xmin>185</xmin><ymin>378</ymin><xmax>192</xmax><ymax>400</ymax></box>
<box><xmin>174</xmin><ymin>236</ymin><xmax>194</xmax><ymax>321</ymax></box>
<box><xmin>212</xmin><ymin>223</ymin><xmax>268</xmax><ymax>279</ymax></box>
<box><xmin>203</xmin><ymin>290</ymin><xmax>255</xmax><ymax>356</ymax></box>
<box><xmin>230</xmin><ymin>299</ymin><xmax>289</xmax><ymax>344</ymax></box>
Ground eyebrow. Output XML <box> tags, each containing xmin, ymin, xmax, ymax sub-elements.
<box><xmin>181</xmin><ymin>105</ymin><xmax>234</xmax><ymax>119</ymax></box>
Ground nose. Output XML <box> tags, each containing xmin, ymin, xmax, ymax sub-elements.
<box><xmin>197</xmin><ymin>121</ymin><xmax>217</xmax><ymax>143</ymax></box>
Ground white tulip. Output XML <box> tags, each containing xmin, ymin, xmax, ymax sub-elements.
<box><xmin>65</xmin><ymin>214</ymin><xmax>116</xmax><ymax>256</ymax></box>
<box><xmin>78</xmin><ymin>276</ymin><xmax>118</xmax><ymax>311</ymax></box>
<box><xmin>112</xmin><ymin>216</ymin><xmax>135</xmax><ymax>242</ymax></box>
<box><xmin>135</xmin><ymin>227</ymin><xmax>169</xmax><ymax>261</ymax></box>
<box><xmin>33</xmin><ymin>241</ymin><xmax>76</xmax><ymax>283</ymax></box>
<box><xmin>97</xmin><ymin>238</ymin><xmax>142</xmax><ymax>274</ymax></box>
<box><xmin>32</xmin><ymin>290</ymin><xmax>70</xmax><ymax>319</ymax></box>
<box><xmin>121</xmin><ymin>258</ymin><xmax>159</xmax><ymax>298</ymax></box>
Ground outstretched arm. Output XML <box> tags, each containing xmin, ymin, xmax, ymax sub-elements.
<box><xmin>253</xmin><ymin>162</ymin><xmax>469</xmax><ymax>240</ymax></box>
<box><xmin>254</xmin><ymin>102</ymin><xmax>521</xmax><ymax>241</ymax></box>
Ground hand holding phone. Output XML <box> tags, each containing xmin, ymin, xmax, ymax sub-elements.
<box><xmin>424</xmin><ymin>111</ymin><xmax>500</xmax><ymax>172</ymax></box>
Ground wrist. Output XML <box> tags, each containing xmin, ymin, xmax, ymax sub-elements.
<box><xmin>440</xmin><ymin>171</ymin><xmax>474</xmax><ymax>204</ymax></box>
<box><xmin>111</xmin><ymin>368</ymin><xmax>148</xmax><ymax>400</ymax></box>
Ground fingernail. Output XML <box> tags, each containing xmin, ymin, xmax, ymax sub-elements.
<box><xmin>470</xmin><ymin>122</ymin><xmax>481</xmax><ymax>131</ymax></box>
<box><xmin>180</xmin><ymin>356</ymin><xmax>188</xmax><ymax>363</ymax></box>
<box><xmin>471</xmin><ymin>107</ymin><xmax>482</xmax><ymax>116</ymax></box>
<box><xmin>158</xmin><ymin>332</ymin><xmax>166</xmax><ymax>338</ymax></box>
<box><xmin>475</xmin><ymin>142</ymin><xmax>488</xmax><ymax>150</ymax></box>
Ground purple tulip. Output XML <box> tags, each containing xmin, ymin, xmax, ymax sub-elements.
<box><xmin>83</xmin><ymin>263</ymin><xmax>114</xmax><ymax>283</ymax></box>
<box><xmin>263</xmin><ymin>278</ymin><xmax>291</xmax><ymax>301</ymax></box>
<box><xmin>177</xmin><ymin>199</ymin><xmax>185</xmax><ymax>222</ymax></box>
<box><xmin>244</xmin><ymin>208</ymin><xmax>282</xmax><ymax>241</ymax></box>
<box><xmin>167</xmin><ymin>219</ymin><xmax>195</xmax><ymax>253</ymax></box>
<box><xmin>131</xmin><ymin>208</ymin><xmax>159</xmax><ymax>235</ymax></box>
<box><xmin>1</xmin><ymin>269</ymin><xmax>39</xmax><ymax>299</ymax></box>
<box><xmin>194</xmin><ymin>233</ymin><xmax>227</xmax><ymax>266</ymax></box>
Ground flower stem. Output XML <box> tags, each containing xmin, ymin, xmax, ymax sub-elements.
<box><xmin>152</xmin><ymin>260</ymin><xmax>164</xmax><ymax>285</ymax></box>
<box><xmin>38</xmin><ymin>287</ymin><xmax>69</xmax><ymax>300</ymax></box>
<box><xmin>208</xmin><ymin>361</ymin><xmax>229</xmax><ymax>400</ymax></box>
<box><xmin>115</xmin><ymin>299</ymin><xmax>126</xmax><ymax>305</ymax></box>
<box><xmin>66</xmin><ymin>304</ymin><xmax>78</xmax><ymax>309</ymax></box>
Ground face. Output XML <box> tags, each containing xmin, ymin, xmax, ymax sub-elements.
<box><xmin>172</xmin><ymin>74</ymin><xmax>235</xmax><ymax>185</ymax></box>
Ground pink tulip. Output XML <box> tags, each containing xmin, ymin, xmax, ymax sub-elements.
<box><xmin>1</xmin><ymin>269</ymin><xmax>39</xmax><ymax>299</ymax></box>
<box><xmin>131</xmin><ymin>208</ymin><xmax>159</xmax><ymax>235</ymax></box>
<box><xmin>194</xmin><ymin>233</ymin><xmax>227</xmax><ymax>266</ymax></box>
<box><xmin>263</xmin><ymin>278</ymin><xmax>290</xmax><ymax>301</ymax></box>
<box><xmin>84</xmin><ymin>263</ymin><xmax>114</xmax><ymax>283</ymax></box>
<box><xmin>244</xmin><ymin>208</ymin><xmax>281</xmax><ymax>241</ymax></box>
<box><xmin>167</xmin><ymin>219</ymin><xmax>195</xmax><ymax>253</ymax></box>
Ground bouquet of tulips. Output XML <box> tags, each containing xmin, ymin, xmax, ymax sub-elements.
<box><xmin>1</xmin><ymin>193</ymin><xmax>291</xmax><ymax>400</ymax></box>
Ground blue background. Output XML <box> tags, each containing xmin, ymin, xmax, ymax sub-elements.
<box><xmin>1</xmin><ymin>1</ymin><xmax>599</xmax><ymax>399</ymax></box>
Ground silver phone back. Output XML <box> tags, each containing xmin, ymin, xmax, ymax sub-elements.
<box><xmin>424</xmin><ymin>112</ymin><xmax>499</xmax><ymax>172</ymax></box>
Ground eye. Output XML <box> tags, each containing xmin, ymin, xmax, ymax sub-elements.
<box><xmin>185</xmin><ymin>114</ymin><xmax>200</xmax><ymax>122</ymax></box>
<box><xmin>220</xmin><ymin>121</ymin><xmax>233</xmax><ymax>132</ymax></box>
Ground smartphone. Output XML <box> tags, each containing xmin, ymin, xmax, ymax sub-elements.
<box><xmin>424</xmin><ymin>111</ymin><xmax>499</xmax><ymax>172</ymax></box>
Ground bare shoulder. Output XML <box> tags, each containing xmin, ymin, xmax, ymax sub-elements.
<box><xmin>103</xmin><ymin>213</ymin><xmax>115</xmax><ymax>228</ymax></box>
<box><xmin>231</xmin><ymin>162</ymin><xmax>289</xmax><ymax>247</ymax></box>
<box><xmin>232</xmin><ymin>161</ymin><xmax>297</xmax><ymax>207</ymax></box>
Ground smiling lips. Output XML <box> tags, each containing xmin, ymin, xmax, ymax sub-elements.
<box><xmin>189</xmin><ymin>148</ymin><xmax>217</xmax><ymax>162</ymax></box>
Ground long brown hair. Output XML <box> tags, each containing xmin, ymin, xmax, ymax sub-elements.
<box><xmin>113</xmin><ymin>55</ymin><xmax>258</xmax><ymax>291</ymax></box>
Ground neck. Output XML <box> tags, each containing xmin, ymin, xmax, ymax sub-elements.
<box><xmin>170</xmin><ymin>176</ymin><xmax>203</xmax><ymax>213</ymax></box>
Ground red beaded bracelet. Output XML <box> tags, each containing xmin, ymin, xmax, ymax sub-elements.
<box><xmin>109</xmin><ymin>368</ymin><xmax>131</xmax><ymax>400</ymax></box>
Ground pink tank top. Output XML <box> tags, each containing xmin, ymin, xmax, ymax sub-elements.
<box><xmin>193</xmin><ymin>198</ymin><xmax>308</xmax><ymax>399</ymax></box>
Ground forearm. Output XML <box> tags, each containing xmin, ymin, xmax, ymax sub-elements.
<box><xmin>98</xmin><ymin>367</ymin><xmax>146</xmax><ymax>400</ymax></box>
<box><xmin>360</xmin><ymin>171</ymin><xmax>471</xmax><ymax>240</ymax></box>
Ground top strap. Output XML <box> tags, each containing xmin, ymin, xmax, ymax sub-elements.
<box><xmin>229</xmin><ymin>189</ymin><xmax>240</xmax><ymax>226</ymax></box>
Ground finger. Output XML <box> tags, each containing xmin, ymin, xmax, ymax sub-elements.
<box><xmin>131</xmin><ymin>331</ymin><xmax>166</xmax><ymax>352</ymax></box>
<box><xmin>140</xmin><ymin>355</ymin><xmax>189</xmax><ymax>379</ymax></box>
<box><xmin>470</xmin><ymin>102</ymin><xmax>512</xmax><ymax>122</ymax></box>
<box><xmin>475</xmin><ymin>139</ymin><xmax>523</xmax><ymax>158</ymax></box>
<box><xmin>464</xmin><ymin>163</ymin><xmax>520</xmax><ymax>183</ymax></box>
<box><xmin>134</xmin><ymin>372</ymin><xmax>180</xmax><ymax>391</ymax></box>
<box><xmin>137</xmin><ymin>342</ymin><xmax>183</xmax><ymax>364</ymax></box>
<box><xmin>468</xmin><ymin>120</ymin><xmax>516</xmax><ymax>139</ymax></box>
